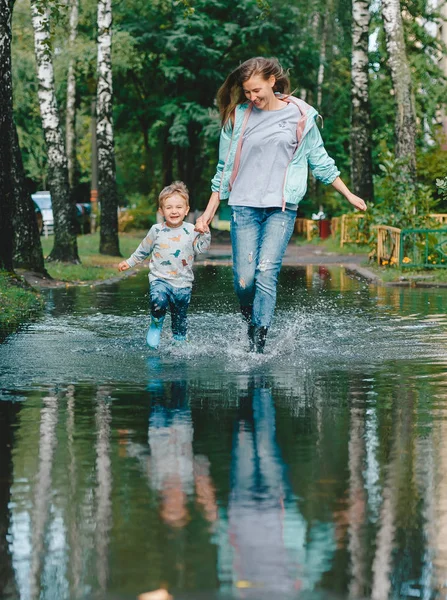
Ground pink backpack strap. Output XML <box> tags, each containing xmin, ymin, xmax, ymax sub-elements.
<box><xmin>229</xmin><ymin>103</ymin><xmax>254</xmax><ymax>189</ymax></box>
<box><xmin>281</xmin><ymin>95</ymin><xmax>314</xmax><ymax>145</ymax></box>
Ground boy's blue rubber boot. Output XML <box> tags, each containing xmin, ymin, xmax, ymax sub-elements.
<box><xmin>146</xmin><ymin>316</ymin><xmax>164</xmax><ymax>349</ymax></box>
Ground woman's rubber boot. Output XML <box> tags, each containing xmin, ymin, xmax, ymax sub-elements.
<box><xmin>241</xmin><ymin>306</ymin><xmax>255</xmax><ymax>352</ymax></box>
<box><xmin>146</xmin><ymin>316</ymin><xmax>164</xmax><ymax>349</ymax></box>
<box><xmin>254</xmin><ymin>326</ymin><xmax>268</xmax><ymax>354</ymax></box>
<box><xmin>248</xmin><ymin>324</ymin><xmax>256</xmax><ymax>352</ymax></box>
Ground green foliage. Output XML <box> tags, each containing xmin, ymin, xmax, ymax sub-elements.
<box><xmin>118</xmin><ymin>208</ymin><xmax>157</xmax><ymax>232</ymax></box>
<box><xmin>436</xmin><ymin>176</ymin><xmax>447</xmax><ymax>204</ymax></box>
<box><xmin>10</xmin><ymin>0</ymin><xmax>447</xmax><ymax>219</ymax></box>
<box><xmin>368</xmin><ymin>150</ymin><xmax>438</xmax><ymax>230</ymax></box>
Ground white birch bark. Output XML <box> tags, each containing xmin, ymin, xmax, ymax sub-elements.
<box><xmin>30</xmin><ymin>0</ymin><xmax>79</xmax><ymax>261</ymax></box>
<box><xmin>438</xmin><ymin>0</ymin><xmax>447</xmax><ymax>148</ymax></box>
<box><xmin>97</xmin><ymin>0</ymin><xmax>120</xmax><ymax>256</ymax></box>
<box><xmin>66</xmin><ymin>0</ymin><xmax>79</xmax><ymax>190</ymax></box>
<box><xmin>381</xmin><ymin>0</ymin><xmax>417</xmax><ymax>179</ymax></box>
<box><xmin>316</xmin><ymin>10</ymin><xmax>328</xmax><ymax>110</ymax></box>
<box><xmin>350</xmin><ymin>0</ymin><xmax>374</xmax><ymax>201</ymax></box>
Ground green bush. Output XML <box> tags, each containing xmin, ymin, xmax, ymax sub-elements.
<box><xmin>118</xmin><ymin>207</ymin><xmax>157</xmax><ymax>232</ymax></box>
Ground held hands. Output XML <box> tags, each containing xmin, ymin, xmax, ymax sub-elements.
<box><xmin>194</xmin><ymin>216</ymin><xmax>210</xmax><ymax>234</ymax></box>
<box><xmin>118</xmin><ymin>260</ymin><xmax>130</xmax><ymax>272</ymax></box>
<box><xmin>347</xmin><ymin>193</ymin><xmax>367</xmax><ymax>212</ymax></box>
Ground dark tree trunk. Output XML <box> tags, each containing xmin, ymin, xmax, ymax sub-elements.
<box><xmin>30</xmin><ymin>0</ymin><xmax>80</xmax><ymax>263</ymax></box>
<box><xmin>11</xmin><ymin>126</ymin><xmax>46</xmax><ymax>273</ymax></box>
<box><xmin>350</xmin><ymin>0</ymin><xmax>374</xmax><ymax>202</ymax></box>
<box><xmin>97</xmin><ymin>0</ymin><xmax>120</xmax><ymax>256</ymax></box>
<box><xmin>0</xmin><ymin>0</ymin><xmax>15</xmax><ymax>272</ymax></box>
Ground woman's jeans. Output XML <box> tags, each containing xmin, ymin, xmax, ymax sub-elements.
<box><xmin>150</xmin><ymin>280</ymin><xmax>191</xmax><ymax>337</ymax></box>
<box><xmin>230</xmin><ymin>206</ymin><xmax>296</xmax><ymax>328</ymax></box>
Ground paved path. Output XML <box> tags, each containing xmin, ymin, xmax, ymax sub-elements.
<box><xmin>196</xmin><ymin>241</ymin><xmax>366</xmax><ymax>267</ymax></box>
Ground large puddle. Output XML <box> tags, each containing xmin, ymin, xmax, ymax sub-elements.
<box><xmin>1</xmin><ymin>265</ymin><xmax>447</xmax><ymax>599</ymax></box>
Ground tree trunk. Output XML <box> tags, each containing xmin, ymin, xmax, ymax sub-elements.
<box><xmin>0</xmin><ymin>0</ymin><xmax>15</xmax><ymax>272</ymax></box>
<box><xmin>381</xmin><ymin>0</ymin><xmax>417</xmax><ymax>180</ymax></box>
<box><xmin>97</xmin><ymin>0</ymin><xmax>120</xmax><ymax>256</ymax></box>
<box><xmin>30</xmin><ymin>0</ymin><xmax>80</xmax><ymax>263</ymax></box>
<box><xmin>66</xmin><ymin>0</ymin><xmax>79</xmax><ymax>192</ymax></box>
<box><xmin>12</xmin><ymin>125</ymin><xmax>46</xmax><ymax>273</ymax></box>
<box><xmin>439</xmin><ymin>0</ymin><xmax>447</xmax><ymax>150</ymax></box>
<box><xmin>350</xmin><ymin>0</ymin><xmax>374</xmax><ymax>202</ymax></box>
<box><xmin>316</xmin><ymin>7</ymin><xmax>329</xmax><ymax>111</ymax></box>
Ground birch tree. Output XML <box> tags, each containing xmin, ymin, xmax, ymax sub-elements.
<box><xmin>350</xmin><ymin>0</ymin><xmax>374</xmax><ymax>202</ymax></box>
<box><xmin>30</xmin><ymin>0</ymin><xmax>79</xmax><ymax>262</ymax></box>
<box><xmin>0</xmin><ymin>0</ymin><xmax>15</xmax><ymax>271</ymax></box>
<box><xmin>381</xmin><ymin>0</ymin><xmax>417</xmax><ymax>180</ymax></box>
<box><xmin>66</xmin><ymin>0</ymin><xmax>79</xmax><ymax>191</ymax></box>
<box><xmin>97</xmin><ymin>0</ymin><xmax>120</xmax><ymax>256</ymax></box>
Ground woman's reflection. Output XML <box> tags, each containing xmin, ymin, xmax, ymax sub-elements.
<box><xmin>219</xmin><ymin>376</ymin><xmax>336</xmax><ymax>597</ymax></box>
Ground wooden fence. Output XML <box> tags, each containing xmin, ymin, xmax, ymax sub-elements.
<box><xmin>374</xmin><ymin>225</ymin><xmax>401</xmax><ymax>265</ymax></box>
<box><xmin>340</xmin><ymin>214</ymin><xmax>368</xmax><ymax>247</ymax></box>
<box><xmin>429</xmin><ymin>214</ymin><xmax>447</xmax><ymax>225</ymax></box>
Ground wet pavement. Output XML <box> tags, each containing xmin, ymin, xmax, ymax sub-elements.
<box><xmin>1</xmin><ymin>265</ymin><xmax>447</xmax><ymax>599</ymax></box>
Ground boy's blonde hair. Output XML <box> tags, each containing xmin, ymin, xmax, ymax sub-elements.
<box><xmin>158</xmin><ymin>181</ymin><xmax>189</xmax><ymax>208</ymax></box>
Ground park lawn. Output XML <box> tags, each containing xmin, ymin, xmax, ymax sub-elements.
<box><xmin>40</xmin><ymin>232</ymin><xmax>144</xmax><ymax>282</ymax></box>
<box><xmin>0</xmin><ymin>271</ymin><xmax>44</xmax><ymax>333</ymax></box>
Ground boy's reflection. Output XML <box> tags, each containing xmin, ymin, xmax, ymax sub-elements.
<box><xmin>128</xmin><ymin>360</ymin><xmax>217</xmax><ymax>530</ymax></box>
<box><xmin>220</xmin><ymin>377</ymin><xmax>336</xmax><ymax>597</ymax></box>
<box><xmin>148</xmin><ymin>380</ymin><xmax>217</xmax><ymax>528</ymax></box>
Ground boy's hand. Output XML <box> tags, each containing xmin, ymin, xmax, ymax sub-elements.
<box><xmin>194</xmin><ymin>216</ymin><xmax>209</xmax><ymax>234</ymax></box>
<box><xmin>118</xmin><ymin>260</ymin><xmax>130</xmax><ymax>272</ymax></box>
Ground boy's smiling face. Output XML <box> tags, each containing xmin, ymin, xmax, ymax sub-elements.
<box><xmin>159</xmin><ymin>193</ymin><xmax>189</xmax><ymax>228</ymax></box>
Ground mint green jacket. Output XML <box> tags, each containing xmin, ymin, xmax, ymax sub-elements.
<box><xmin>210</xmin><ymin>97</ymin><xmax>340</xmax><ymax>208</ymax></box>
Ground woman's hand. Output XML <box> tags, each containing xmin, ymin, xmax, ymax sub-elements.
<box><xmin>347</xmin><ymin>193</ymin><xmax>367</xmax><ymax>212</ymax></box>
<box><xmin>194</xmin><ymin>216</ymin><xmax>210</xmax><ymax>234</ymax></box>
<box><xmin>331</xmin><ymin>177</ymin><xmax>367</xmax><ymax>211</ymax></box>
<box><xmin>118</xmin><ymin>260</ymin><xmax>130</xmax><ymax>272</ymax></box>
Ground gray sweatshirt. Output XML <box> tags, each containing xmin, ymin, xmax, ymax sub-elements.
<box><xmin>126</xmin><ymin>222</ymin><xmax>211</xmax><ymax>288</ymax></box>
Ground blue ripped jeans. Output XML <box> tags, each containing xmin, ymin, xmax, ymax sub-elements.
<box><xmin>150</xmin><ymin>279</ymin><xmax>191</xmax><ymax>337</ymax></box>
<box><xmin>230</xmin><ymin>206</ymin><xmax>296</xmax><ymax>328</ymax></box>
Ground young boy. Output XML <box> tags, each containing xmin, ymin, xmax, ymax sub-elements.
<box><xmin>118</xmin><ymin>181</ymin><xmax>211</xmax><ymax>349</ymax></box>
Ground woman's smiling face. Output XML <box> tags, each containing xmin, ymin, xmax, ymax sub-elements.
<box><xmin>242</xmin><ymin>74</ymin><xmax>276</xmax><ymax>109</ymax></box>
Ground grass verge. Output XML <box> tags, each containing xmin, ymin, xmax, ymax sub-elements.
<box><xmin>364</xmin><ymin>263</ymin><xmax>447</xmax><ymax>284</ymax></box>
<box><xmin>0</xmin><ymin>271</ymin><xmax>44</xmax><ymax>335</ymax></box>
<box><xmin>40</xmin><ymin>232</ymin><xmax>144</xmax><ymax>282</ymax></box>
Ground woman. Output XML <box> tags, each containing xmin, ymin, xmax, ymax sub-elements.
<box><xmin>195</xmin><ymin>57</ymin><xmax>367</xmax><ymax>353</ymax></box>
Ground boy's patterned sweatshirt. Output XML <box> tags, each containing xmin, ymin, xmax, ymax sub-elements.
<box><xmin>126</xmin><ymin>222</ymin><xmax>211</xmax><ymax>288</ymax></box>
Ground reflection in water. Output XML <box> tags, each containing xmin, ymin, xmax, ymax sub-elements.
<box><xmin>4</xmin><ymin>266</ymin><xmax>447</xmax><ymax>598</ymax></box>
<box><xmin>347</xmin><ymin>403</ymin><xmax>366</xmax><ymax>599</ymax></box>
<box><xmin>29</xmin><ymin>395</ymin><xmax>59</xmax><ymax>600</ymax></box>
<box><xmin>432</xmin><ymin>407</ymin><xmax>447</xmax><ymax>597</ymax></box>
<box><xmin>221</xmin><ymin>378</ymin><xmax>336</xmax><ymax>598</ymax></box>
<box><xmin>95</xmin><ymin>389</ymin><xmax>113</xmax><ymax>596</ymax></box>
<box><xmin>0</xmin><ymin>404</ymin><xmax>19</xmax><ymax>600</ymax></box>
